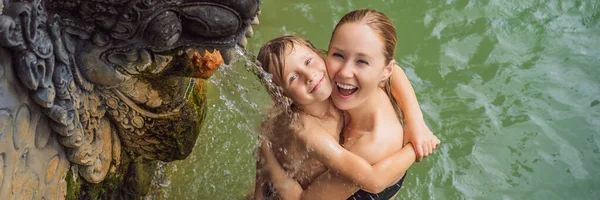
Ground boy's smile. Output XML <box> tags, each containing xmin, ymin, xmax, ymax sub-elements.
<box><xmin>278</xmin><ymin>44</ymin><xmax>332</xmax><ymax>106</ymax></box>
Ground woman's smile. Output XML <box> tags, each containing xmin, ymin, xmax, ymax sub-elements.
<box><xmin>335</xmin><ymin>82</ymin><xmax>358</xmax><ymax>98</ymax></box>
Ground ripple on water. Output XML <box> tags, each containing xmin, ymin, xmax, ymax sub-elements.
<box><xmin>530</xmin><ymin>114</ymin><xmax>589</xmax><ymax>179</ymax></box>
<box><xmin>421</xmin><ymin>0</ymin><xmax>599</xmax><ymax>198</ymax></box>
<box><xmin>157</xmin><ymin>0</ymin><xmax>600</xmax><ymax>199</ymax></box>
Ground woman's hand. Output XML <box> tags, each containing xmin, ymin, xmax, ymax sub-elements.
<box><xmin>404</xmin><ymin>120</ymin><xmax>440</xmax><ymax>162</ymax></box>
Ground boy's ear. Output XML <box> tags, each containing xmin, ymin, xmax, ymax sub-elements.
<box><xmin>380</xmin><ymin>59</ymin><xmax>395</xmax><ymax>82</ymax></box>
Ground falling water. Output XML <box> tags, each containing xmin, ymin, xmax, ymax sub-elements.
<box><xmin>145</xmin><ymin>46</ymin><xmax>283</xmax><ymax>199</ymax></box>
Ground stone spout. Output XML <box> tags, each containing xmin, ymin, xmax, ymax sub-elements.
<box><xmin>166</xmin><ymin>49</ymin><xmax>225</xmax><ymax>79</ymax></box>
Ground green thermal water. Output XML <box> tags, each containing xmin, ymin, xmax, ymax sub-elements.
<box><xmin>157</xmin><ymin>0</ymin><xmax>600</xmax><ymax>199</ymax></box>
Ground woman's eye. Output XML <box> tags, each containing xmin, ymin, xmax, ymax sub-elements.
<box><xmin>290</xmin><ymin>75</ymin><xmax>298</xmax><ymax>82</ymax></box>
<box><xmin>305</xmin><ymin>57</ymin><xmax>312</xmax><ymax>66</ymax></box>
<box><xmin>332</xmin><ymin>53</ymin><xmax>344</xmax><ymax>59</ymax></box>
<box><xmin>358</xmin><ymin>60</ymin><xmax>369</xmax><ymax>65</ymax></box>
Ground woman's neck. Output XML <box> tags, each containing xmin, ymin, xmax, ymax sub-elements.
<box><xmin>345</xmin><ymin>89</ymin><xmax>389</xmax><ymax>131</ymax></box>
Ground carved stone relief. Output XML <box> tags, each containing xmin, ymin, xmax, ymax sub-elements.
<box><xmin>1</xmin><ymin>0</ymin><xmax>260</xmax><ymax>198</ymax></box>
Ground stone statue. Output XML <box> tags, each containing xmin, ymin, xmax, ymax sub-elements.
<box><xmin>0</xmin><ymin>0</ymin><xmax>260</xmax><ymax>198</ymax></box>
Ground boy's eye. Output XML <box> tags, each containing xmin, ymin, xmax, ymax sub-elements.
<box><xmin>305</xmin><ymin>57</ymin><xmax>312</xmax><ymax>66</ymax></box>
<box><xmin>332</xmin><ymin>53</ymin><xmax>344</xmax><ymax>59</ymax></box>
<box><xmin>289</xmin><ymin>74</ymin><xmax>298</xmax><ymax>82</ymax></box>
<box><xmin>358</xmin><ymin>60</ymin><xmax>369</xmax><ymax>65</ymax></box>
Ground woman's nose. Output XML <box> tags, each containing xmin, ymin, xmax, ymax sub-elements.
<box><xmin>338</xmin><ymin>62</ymin><xmax>353</xmax><ymax>79</ymax></box>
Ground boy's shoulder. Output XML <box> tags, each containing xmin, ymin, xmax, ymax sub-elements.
<box><xmin>261</xmin><ymin>105</ymin><xmax>299</xmax><ymax>139</ymax></box>
<box><xmin>294</xmin><ymin>115</ymin><xmax>333</xmax><ymax>140</ymax></box>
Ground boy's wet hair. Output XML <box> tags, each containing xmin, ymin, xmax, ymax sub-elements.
<box><xmin>257</xmin><ymin>35</ymin><xmax>326</xmax><ymax>85</ymax></box>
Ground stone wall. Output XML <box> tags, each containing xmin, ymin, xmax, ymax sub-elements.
<box><xmin>0</xmin><ymin>47</ymin><xmax>69</xmax><ymax>199</ymax></box>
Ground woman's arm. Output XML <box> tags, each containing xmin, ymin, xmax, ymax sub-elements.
<box><xmin>389</xmin><ymin>63</ymin><xmax>435</xmax><ymax>161</ymax></box>
<box><xmin>390</xmin><ymin>63</ymin><xmax>423</xmax><ymax>124</ymax></box>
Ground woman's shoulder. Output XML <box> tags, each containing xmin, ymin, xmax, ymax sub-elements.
<box><xmin>372</xmin><ymin>114</ymin><xmax>403</xmax><ymax>141</ymax></box>
<box><xmin>373</xmin><ymin>98</ymin><xmax>404</xmax><ymax>131</ymax></box>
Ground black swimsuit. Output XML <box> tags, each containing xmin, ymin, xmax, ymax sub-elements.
<box><xmin>347</xmin><ymin>172</ymin><xmax>407</xmax><ymax>200</ymax></box>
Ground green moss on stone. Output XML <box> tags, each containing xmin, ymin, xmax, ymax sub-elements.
<box><xmin>65</xmin><ymin>169</ymin><xmax>81</xmax><ymax>200</ymax></box>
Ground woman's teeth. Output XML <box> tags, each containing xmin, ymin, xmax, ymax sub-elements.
<box><xmin>336</xmin><ymin>82</ymin><xmax>358</xmax><ymax>96</ymax></box>
<box><xmin>336</xmin><ymin>82</ymin><xmax>357</xmax><ymax>90</ymax></box>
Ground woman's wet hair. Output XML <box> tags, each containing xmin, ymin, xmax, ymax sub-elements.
<box><xmin>333</xmin><ymin>9</ymin><xmax>405</xmax><ymax>124</ymax></box>
<box><xmin>333</xmin><ymin>9</ymin><xmax>397</xmax><ymax>64</ymax></box>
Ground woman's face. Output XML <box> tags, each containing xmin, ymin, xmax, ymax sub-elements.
<box><xmin>276</xmin><ymin>44</ymin><xmax>332</xmax><ymax>106</ymax></box>
<box><xmin>326</xmin><ymin>22</ymin><xmax>390</xmax><ymax>111</ymax></box>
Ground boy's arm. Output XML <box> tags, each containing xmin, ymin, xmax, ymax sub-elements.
<box><xmin>264</xmin><ymin>127</ymin><xmax>417</xmax><ymax>198</ymax></box>
<box><xmin>260</xmin><ymin>141</ymin><xmax>303</xmax><ymax>199</ymax></box>
<box><xmin>299</xmin><ymin>131</ymin><xmax>416</xmax><ymax>193</ymax></box>
<box><xmin>390</xmin><ymin>63</ymin><xmax>435</xmax><ymax>161</ymax></box>
<box><xmin>298</xmin><ymin>144</ymin><xmax>417</xmax><ymax>199</ymax></box>
<box><xmin>254</xmin><ymin>154</ymin><xmax>266</xmax><ymax>200</ymax></box>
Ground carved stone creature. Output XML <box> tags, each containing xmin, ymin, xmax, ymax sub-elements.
<box><xmin>0</xmin><ymin>0</ymin><xmax>259</xmax><ymax>196</ymax></box>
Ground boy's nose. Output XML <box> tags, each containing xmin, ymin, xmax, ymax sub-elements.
<box><xmin>303</xmin><ymin>70</ymin><xmax>316</xmax><ymax>85</ymax></box>
<box><xmin>306</xmin><ymin>73</ymin><xmax>315</xmax><ymax>85</ymax></box>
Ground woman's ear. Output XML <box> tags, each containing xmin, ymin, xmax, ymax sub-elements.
<box><xmin>380</xmin><ymin>59</ymin><xmax>395</xmax><ymax>82</ymax></box>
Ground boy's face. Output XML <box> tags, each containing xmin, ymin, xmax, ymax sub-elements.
<box><xmin>275</xmin><ymin>44</ymin><xmax>332</xmax><ymax>106</ymax></box>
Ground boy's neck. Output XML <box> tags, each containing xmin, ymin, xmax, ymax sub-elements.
<box><xmin>299</xmin><ymin>99</ymin><xmax>335</xmax><ymax>119</ymax></box>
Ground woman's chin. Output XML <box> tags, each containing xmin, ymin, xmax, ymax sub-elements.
<box><xmin>331</xmin><ymin>95</ymin><xmax>354</xmax><ymax>111</ymax></box>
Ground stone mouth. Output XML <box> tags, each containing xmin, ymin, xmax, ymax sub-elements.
<box><xmin>104</xmin><ymin>44</ymin><xmax>231</xmax><ymax>79</ymax></box>
<box><xmin>108</xmin><ymin>72</ymin><xmax>198</xmax><ymax>120</ymax></box>
<box><xmin>103</xmin><ymin>8</ymin><xmax>259</xmax><ymax>78</ymax></box>
<box><xmin>100</xmin><ymin>8</ymin><xmax>259</xmax><ymax>115</ymax></box>
<box><xmin>105</xmin><ymin>44</ymin><xmax>226</xmax><ymax>118</ymax></box>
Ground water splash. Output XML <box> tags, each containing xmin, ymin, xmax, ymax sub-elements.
<box><xmin>234</xmin><ymin>46</ymin><xmax>294</xmax><ymax>112</ymax></box>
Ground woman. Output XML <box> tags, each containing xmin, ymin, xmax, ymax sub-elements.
<box><xmin>262</xmin><ymin>9</ymin><xmax>437</xmax><ymax>199</ymax></box>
